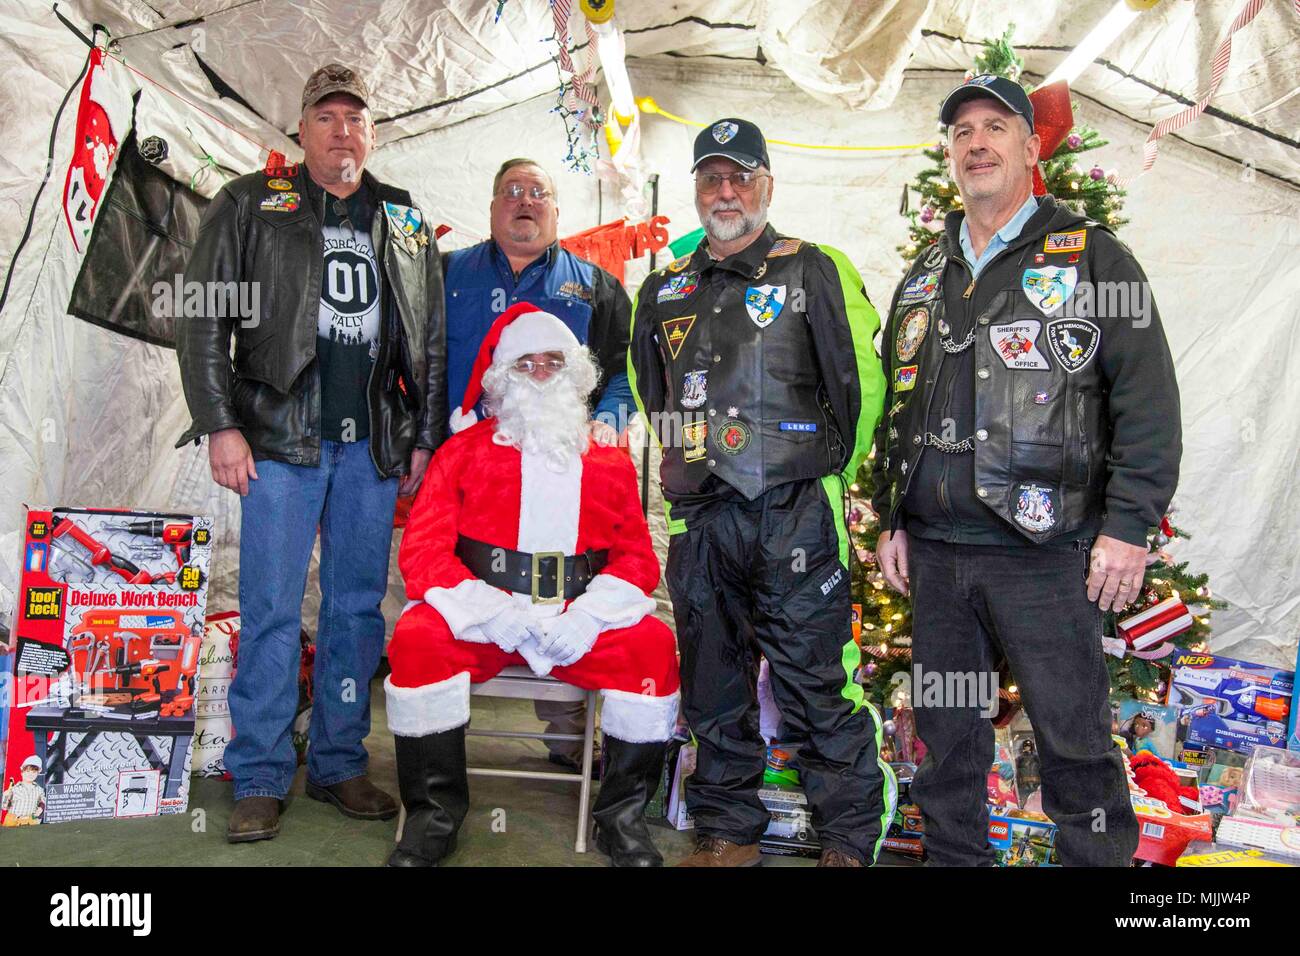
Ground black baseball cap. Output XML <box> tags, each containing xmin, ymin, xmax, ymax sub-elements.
<box><xmin>939</xmin><ymin>74</ymin><xmax>1034</xmax><ymax>132</ymax></box>
<box><xmin>692</xmin><ymin>118</ymin><xmax>771</xmax><ymax>172</ymax></box>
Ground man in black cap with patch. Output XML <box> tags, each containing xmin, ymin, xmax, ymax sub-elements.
<box><xmin>629</xmin><ymin>118</ymin><xmax>893</xmax><ymax>867</ymax></box>
<box><xmin>871</xmin><ymin>74</ymin><xmax>1181</xmax><ymax>865</ymax></box>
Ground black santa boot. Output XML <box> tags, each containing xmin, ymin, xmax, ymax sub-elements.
<box><xmin>387</xmin><ymin>726</ymin><xmax>470</xmax><ymax>867</ymax></box>
<box><xmin>592</xmin><ymin>736</ymin><xmax>667</xmax><ymax>867</ymax></box>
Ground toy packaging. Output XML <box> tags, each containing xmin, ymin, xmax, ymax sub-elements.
<box><xmin>1197</xmin><ymin>751</ymin><xmax>1247</xmax><ymax>817</ymax></box>
<box><xmin>191</xmin><ymin>611</ymin><xmax>238</xmax><ymax>778</ymax></box>
<box><xmin>1177</xmin><ymin>841</ymin><xmax>1297</xmax><ymax>867</ymax></box>
<box><xmin>881</xmin><ymin>761</ymin><xmax>926</xmax><ymax>860</ymax></box>
<box><xmin>1289</xmin><ymin>642</ymin><xmax>1300</xmax><ymax>753</ymax></box>
<box><xmin>1214</xmin><ymin>745</ymin><xmax>1300</xmax><ymax>860</ymax></box>
<box><xmin>1166</xmin><ymin>650</ymin><xmax>1293</xmax><ymax>753</ymax></box>
<box><xmin>987</xmin><ymin>736</ymin><xmax>1020</xmax><ymax>808</ymax></box>
<box><xmin>1</xmin><ymin>507</ymin><xmax>212</xmax><ymax>825</ymax></box>
<box><xmin>1112</xmin><ymin>697</ymin><xmax>1178</xmax><ymax>761</ymax></box>
<box><xmin>988</xmin><ymin>809</ymin><xmax>1060</xmax><ymax>866</ymax></box>
<box><xmin>758</xmin><ymin>780</ymin><xmax>820</xmax><ymax>857</ymax></box>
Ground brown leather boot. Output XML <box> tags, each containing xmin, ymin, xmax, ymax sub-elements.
<box><xmin>817</xmin><ymin>846</ymin><xmax>865</xmax><ymax>867</ymax></box>
<box><xmin>227</xmin><ymin>796</ymin><xmax>282</xmax><ymax>843</ymax></box>
<box><xmin>306</xmin><ymin>776</ymin><xmax>399</xmax><ymax>820</ymax></box>
<box><xmin>677</xmin><ymin>835</ymin><xmax>762</xmax><ymax>867</ymax></box>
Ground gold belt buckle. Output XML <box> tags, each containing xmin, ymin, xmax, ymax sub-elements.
<box><xmin>530</xmin><ymin>551</ymin><xmax>566</xmax><ymax>605</ymax></box>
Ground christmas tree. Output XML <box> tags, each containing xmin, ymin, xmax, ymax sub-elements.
<box><xmin>857</xmin><ymin>27</ymin><xmax>1220</xmax><ymax>712</ymax></box>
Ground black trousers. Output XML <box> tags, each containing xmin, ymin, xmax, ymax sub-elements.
<box><xmin>665</xmin><ymin>477</ymin><xmax>894</xmax><ymax>862</ymax></box>
<box><xmin>908</xmin><ymin>535</ymin><xmax>1139</xmax><ymax>866</ymax></box>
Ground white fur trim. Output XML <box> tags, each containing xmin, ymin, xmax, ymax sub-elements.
<box><xmin>425</xmin><ymin>579</ymin><xmax>514</xmax><ymax>637</ymax></box>
<box><xmin>385</xmin><ymin>672</ymin><xmax>471</xmax><ymax>736</ymax></box>
<box><xmin>449</xmin><ymin>406</ymin><xmax>478</xmax><ymax>434</ymax></box>
<box><xmin>601</xmin><ymin>689</ymin><xmax>680</xmax><ymax>744</ymax></box>
<box><xmin>495</xmin><ymin>311</ymin><xmax>580</xmax><ymax>367</ymax></box>
<box><xmin>518</xmin><ymin>449</ymin><xmax>580</xmax><ymax>555</ymax></box>
<box><xmin>567</xmin><ymin>573</ymin><xmax>656</xmax><ymax>631</ymax></box>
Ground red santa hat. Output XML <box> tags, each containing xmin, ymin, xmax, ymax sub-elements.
<box><xmin>449</xmin><ymin>301</ymin><xmax>580</xmax><ymax>434</ymax></box>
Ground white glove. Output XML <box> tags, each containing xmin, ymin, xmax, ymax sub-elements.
<box><xmin>536</xmin><ymin>608</ymin><xmax>601</xmax><ymax>668</ymax></box>
<box><xmin>475</xmin><ymin>605</ymin><xmax>539</xmax><ymax>654</ymax></box>
<box><xmin>515</xmin><ymin>637</ymin><xmax>556</xmax><ymax>678</ymax></box>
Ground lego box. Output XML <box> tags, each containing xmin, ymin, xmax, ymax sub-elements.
<box><xmin>1167</xmin><ymin>651</ymin><xmax>1293</xmax><ymax>754</ymax></box>
<box><xmin>1</xmin><ymin>507</ymin><xmax>212</xmax><ymax>825</ymax></box>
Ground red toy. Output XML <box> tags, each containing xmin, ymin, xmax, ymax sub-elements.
<box><xmin>1130</xmin><ymin>751</ymin><xmax>1199</xmax><ymax>815</ymax></box>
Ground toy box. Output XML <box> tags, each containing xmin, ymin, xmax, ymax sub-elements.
<box><xmin>191</xmin><ymin>611</ymin><xmax>238</xmax><ymax>777</ymax></box>
<box><xmin>988</xmin><ymin>737</ymin><xmax>1020</xmax><ymax>808</ymax></box>
<box><xmin>1112</xmin><ymin>697</ymin><xmax>1178</xmax><ymax>761</ymax></box>
<box><xmin>1</xmin><ymin>507</ymin><xmax>211</xmax><ymax>824</ymax></box>
<box><xmin>988</xmin><ymin>809</ymin><xmax>1060</xmax><ymax>866</ymax></box>
<box><xmin>1289</xmin><ymin>642</ymin><xmax>1300</xmax><ymax>753</ymax></box>
<box><xmin>758</xmin><ymin>780</ymin><xmax>820</xmax><ymax>857</ymax></box>
<box><xmin>881</xmin><ymin>761</ymin><xmax>925</xmax><ymax>859</ymax></box>
<box><xmin>1177</xmin><ymin>841</ymin><xmax>1297</xmax><ymax>867</ymax></box>
<box><xmin>1167</xmin><ymin>650</ymin><xmax>1293</xmax><ymax>753</ymax></box>
<box><xmin>1214</xmin><ymin>745</ymin><xmax>1300</xmax><ymax>859</ymax></box>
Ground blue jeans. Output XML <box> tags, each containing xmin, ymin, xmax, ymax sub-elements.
<box><xmin>226</xmin><ymin>439</ymin><xmax>399</xmax><ymax>801</ymax></box>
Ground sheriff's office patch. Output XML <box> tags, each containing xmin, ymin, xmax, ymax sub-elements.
<box><xmin>767</xmin><ymin>238</ymin><xmax>803</xmax><ymax>258</ymax></box>
<box><xmin>1013</xmin><ymin>482</ymin><xmax>1056</xmax><ymax>532</ymax></box>
<box><xmin>1046</xmin><ymin>319</ymin><xmax>1100</xmax><ymax>374</ymax></box>
<box><xmin>260</xmin><ymin>192</ymin><xmax>300</xmax><ymax>212</ymax></box>
<box><xmin>1043</xmin><ymin>229</ymin><xmax>1086</xmax><ymax>255</ymax></box>
<box><xmin>745</xmin><ymin>284</ymin><xmax>786</xmax><ymax>328</ymax></box>
<box><xmin>661</xmin><ymin>315</ymin><xmax>696</xmax><ymax>360</ymax></box>
<box><xmin>895</xmin><ymin>307</ymin><xmax>930</xmax><ymax>362</ymax></box>
<box><xmin>680</xmin><ymin>369</ymin><xmax>707</xmax><ymax>409</ymax></box>
<box><xmin>557</xmin><ymin>280</ymin><xmax>592</xmax><ymax>302</ymax></box>
<box><xmin>712</xmin><ymin>121</ymin><xmax>739</xmax><ymax>144</ymax></box>
<box><xmin>899</xmin><ymin>270</ymin><xmax>940</xmax><ymax>306</ymax></box>
<box><xmin>894</xmin><ymin>364</ymin><xmax>919</xmax><ymax>392</ymax></box>
<box><xmin>666</xmin><ymin>254</ymin><xmax>692</xmax><ymax>273</ymax></box>
<box><xmin>267</xmin><ymin>178</ymin><xmax>294</xmax><ymax>191</ymax></box>
<box><xmin>683</xmin><ymin>421</ymin><xmax>708</xmax><ymax>462</ymax></box>
<box><xmin>1021</xmin><ymin>266</ymin><xmax>1077</xmax><ymax>315</ymax></box>
<box><xmin>384</xmin><ymin>201</ymin><xmax>424</xmax><ymax>238</ymax></box>
<box><xmin>921</xmin><ymin>243</ymin><xmax>946</xmax><ymax>270</ymax></box>
<box><xmin>715</xmin><ymin>419</ymin><xmax>751</xmax><ymax>454</ymax></box>
<box><xmin>657</xmin><ymin>272</ymin><xmax>699</xmax><ymax>303</ymax></box>
<box><xmin>990</xmin><ymin>320</ymin><xmax>1049</xmax><ymax>370</ymax></box>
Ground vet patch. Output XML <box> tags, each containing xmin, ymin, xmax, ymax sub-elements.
<box><xmin>683</xmin><ymin>421</ymin><xmax>708</xmax><ymax>462</ymax></box>
<box><xmin>894</xmin><ymin>364</ymin><xmax>919</xmax><ymax>392</ymax></box>
<box><xmin>779</xmin><ymin>421</ymin><xmax>818</xmax><ymax>432</ymax></box>
<box><xmin>1043</xmin><ymin>229</ymin><xmax>1086</xmax><ymax>254</ymax></box>
<box><xmin>666</xmin><ymin>254</ymin><xmax>692</xmax><ymax>274</ymax></box>
<box><xmin>1047</xmin><ymin>319</ymin><xmax>1101</xmax><ymax>374</ymax></box>
<box><xmin>1021</xmin><ymin>266</ymin><xmax>1077</xmax><ymax>315</ymax></box>
<box><xmin>767</xmin><ymin>238</ymin><xmax>802</xmax><ymax>257</ymax></box>
<box><xmin>745</xmin><ymin>284</ymin><xmax>786</xmax><ymax>328</ymax></box>
<box><xmin>661</xmin><ymin>315</ymin><xmax>696</xmax><ymax>360</ymax></box>
<box><xmin>557</xmin><ymin>280</ymin><xmax>592</xmax><ymax>302</ymax></box>
<box><xmin>384</xmin><ymin>201</ymin><xmax>424</xmax><ymax>239</ymax></box>
<box><xmin>921</xmin><ymin>243</ymin><xmax>946</xmax><ymax>270</ymax></box>
<box><xmin>895</xmin><ymin>307</ymin><xmax>930</xmax><ymax>362</ymax></box>
<box><xmin>1013</xmin><ymin>483</ymin><xmax>1056</xmax><ymax>533</ymax></box>
<box><xmin>712</xmin><ymin>121</ymin><xmax>739</xmax><ymax>144</ymax></box>
<box><xmin>260</xmin><ymin>192</ymin><xmax>300</xmax><ymax>213</ymax></box>
<box><xmin>899</xmin><ymin>270</ymin><xmax>941</xmax><ymax>306</ymax></box>
<box><xmin>658</xmin><ymin>272</ymin><xmax>699</xmax><ymax>303</ymax></box>
<box><xmin>267</xmin><ymin>178</ymin><xmax>294</xmax><ymax>191</ymax></box>
<box><xmin>989</xmin><ymin>320</ymin><xmax>1049</xmax><ymax>370</ymax></box>
<box><xmin>680</xmin><ymin>369</ymin><xmax>708</xmax><ymax>409</ymax></box>
<box><xmin>715</xmin><ymin>419</ymin><xmax>751</xmax><ymax>454</ymax></box>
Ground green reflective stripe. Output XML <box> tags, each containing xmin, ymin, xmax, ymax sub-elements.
<box><xmin>862</xmin><ymin>699</ymin><xmax>899</xmax><ymax>864</ymax></box>
<box><xmin>838</xmin><ymin>630</ymin><xmax>864</xmax><ymax>713</ymax></box>
<box><xmin>664</xmin><ymin>498</ymin><xmax>687</xmax><ymax>535</ymax></box>
<box><xmin>820</xmin><ymin>245</ymin><xmax>886</xmax><ymax>483</ymax></box>
<box><xmin>820</xmin><ymin>474</ymin><xmax>849</xmax><ymax>570</ymax></box>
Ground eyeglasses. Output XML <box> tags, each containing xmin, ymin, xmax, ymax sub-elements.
<box><xmin>512</xmin><ymin>356</ymin><xmax>566</xmax><ymax>374</ymax></box>
<box><xmin>499</xmin><ymin>184</ymin><xmax>553</xmax><ymax>202</ymax></box>
<box><xmin>332</xmin><ymin>198</ymin><xmax>356</xmax><ymax>236</ymax></box>
<box><xmin>695</xmin><ymin>170</ymin><xmax>769</xmax><ymax>195</ymax></box>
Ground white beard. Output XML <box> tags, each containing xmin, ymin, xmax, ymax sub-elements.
<box><xmin>482</xmin><ymin>349</ymin><xmax>599</xmax><ymax>471</ymax></box>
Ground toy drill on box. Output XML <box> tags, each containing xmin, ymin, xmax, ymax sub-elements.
<box><xmin>1167</xmin><ymin>651</ymin><xmax>1293</xmax><ymax>754</ymax></box>
<box><xmin>1</xmin><ymin>507</ymin><xmax>212</xmax><ymax>824</ymax></box>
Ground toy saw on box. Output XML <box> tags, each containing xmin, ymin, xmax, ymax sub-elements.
<box><xmin>67</xmin><ymin>609</ymin><xmax>201</xmax><ymax>720</ymax></box>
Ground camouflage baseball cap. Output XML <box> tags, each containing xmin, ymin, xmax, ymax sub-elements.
<box><xmin>301</xmin><ymin>63</ymin><xmax>370</xmax><ymax>112</ymax></box>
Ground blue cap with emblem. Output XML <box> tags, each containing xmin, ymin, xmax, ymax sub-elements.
<box><xmin>939</xmin><ymin>74</ymin><xmax>1035</xmax><ymax>134</ymax></box>
<box><xmin>692</xmin><ymin>118</ymin><xmax>771</xmax><ymax>172</ymax></box>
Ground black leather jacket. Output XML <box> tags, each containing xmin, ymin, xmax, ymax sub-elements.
<box><xmin>871</xmin><ymin>196</ymin><xmax>1181</xmax><ymax>547</ymax></box>
<box><xmin>175</xmin><ymin>163</ymin><xmax>447</xmax><ymax>476</ymax></box>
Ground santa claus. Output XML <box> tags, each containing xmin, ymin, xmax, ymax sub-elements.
<box><xmin>384</xmin><ymin>302</ymin><xmax>680</xmax><ymax>867</ymax></box>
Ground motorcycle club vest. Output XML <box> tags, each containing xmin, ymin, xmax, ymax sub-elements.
<box><xmin>640</xmin><ymin>228</ymin><xmax>842</xmax><ymax>501</ymax></box>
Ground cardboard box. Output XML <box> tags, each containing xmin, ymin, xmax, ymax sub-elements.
<box><xmin>988</xmin><ymin>810</ymin><xmax>1060</xmax><ymax>866</ymax></box>
<box><xmin>1167</xmin><ymin>651</ymin><xmax>1293</xmax><ymax>753</ymax></box>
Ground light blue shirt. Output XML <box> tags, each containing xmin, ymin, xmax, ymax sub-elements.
<box><xmin>959</xmin><ymin>194</ymin><xmax>1039</xmax><ymax>278</ymax></box>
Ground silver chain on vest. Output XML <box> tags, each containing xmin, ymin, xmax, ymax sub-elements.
<box><xmin>937</xmin><ymin>318</ymin><xmax>975</xmax><ymax>354</ymax></box>
<box><xmin>924</xmin><ymin>432</ymin><xmax>974</xmax><ymax>454</ymax></box>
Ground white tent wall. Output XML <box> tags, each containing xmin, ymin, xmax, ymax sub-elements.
<box><xmin>1</xmin><ymin>2</ymin><xmax>1298</xmax><ymax>672</ymax></box>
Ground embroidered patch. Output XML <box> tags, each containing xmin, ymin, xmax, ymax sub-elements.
<box><xmin>657</xmin><ymin>272</ymin><xmax>699</xmax><ymax>303</ymax></box>
<box><xmin>1021</xmin><ymin>266</ymin><xmax>1078</xmax><ymax>315</ymax></box>
<box><xmin>1014</xmin><ymin>483</ymin><xmax>1056</xmax><ymax>532</ymax></box>
<box><xmin>383</xmin><ymin>201</ymin><xmax>423</xmax><ymax>238</ymax></box>
<box><xmin>712</xmin><ymin>121</ymin><xmax>739</xmax><ymax>144</ymax></box>
<box><xmin>767</xmin><ymin>238</ymin><xmax>803</xmax><ymax>257</ymax></box>
<box><xmin>1043</xmin><ymin>229</ymin><xmax>1086</xmax><ymax>254</ymax></box>
<box><xmin>895</xmin><ymin>307</ymin><xmax>930</xmax><ymax>362</ymax></box>
<box><xmin>1046</xmin><ymin>319</ymin><xmax>1101</xmax><ymax>374</ymax></box>
<box><xmin>557</xmin><ymin>280</ymin><xmax>592</xmax><ymax>302</ymax></box>
<box><xmin>921</xmin><ymin>244</ymin><xmax>946</xmax><ymax>270</ymax></box>
<box><xmin>1034</xmin><ymin>390</ymin><xmax>1050</xmax><ymax>405</ymax></box>
<box><xmin>715</xmin><ymin>419</ymin><xmax>751</xmax><ymax>454</ymax></box>
<box><xmin>680</xmin><ymin>369</ymin><xmax>707</xmax><ymax>409</ymax></box>
<box><xmin>745</xmin><ymin>284</ymin><xmax>786</xmax><ymax>328</ymax></box>
<box><xmin>260</xmin><ymin>192</ymin><xmax>299</xmax><ymax>212</ymax></box>
<box><xmin>683</xmin><ymin>421</ymin><xmax>708</xmax><ymax>462</ymax></box>
<box><xmin>266</xmin><ymin>178</ymin><xmax>294</xmax><ymax>191</ymax></box>
<box><xmin>899</xmin><ymin>270</ymin><xmax>941</xmax><ymax>306</ymax></box>
<box><xmin>779</xmin><ymin>422</ymin><xmax>817</xmax><ymax>432</ymax></box>
<box><xmin>989</xmin><ymin>320</ymin><xmax>1049</xmax><ymax>370</ymax></box>
<box><xmin>894</xmin><ymin>364</ymin><xmax>919</xmax><ymax>392</ymax></box>
<box><xmin>1033</xmin><ymin>253</ymin><xmax>1046</xmax><ymax>265</ymax></box>
<box><xmin>661</xmin><ymin>315</ymin><xmax>696</xmax><ymax>360</ymax></box>
<box><xmin>666</xmin><ymin>254</ymin><xmax>692</xmax><ymax>274</ymax></box>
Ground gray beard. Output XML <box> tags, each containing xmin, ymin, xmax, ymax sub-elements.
<box><xmin>701</xmin><ymin>201</ymin><xmax>768</xmax><ymax>243</ymax></box>
<box><xmin>485</xmin><ymin>370</ymin><xmax>593</xmax><ymax>470</ymax></box>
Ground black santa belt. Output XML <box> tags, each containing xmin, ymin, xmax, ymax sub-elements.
<box><xmin>455</xmin><ymin>536</ymin><xmax>609</xmax><ymax>605</ymax></box>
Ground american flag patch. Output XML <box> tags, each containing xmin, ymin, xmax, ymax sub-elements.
<box><xmin>1043</xmin><ymin>230</ymin><xmax>1086</xmax><ymax>254</ymax></box>
<box><xmin>767</xmin><ymin>239</ymin><xmax>802</xmax><ymax>257</ymax></box>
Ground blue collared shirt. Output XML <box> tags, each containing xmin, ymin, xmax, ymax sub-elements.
<box><xmin>959</xmin><ymin>193</ymin><xmax>1039</xmax><ymax>278</ymax></box>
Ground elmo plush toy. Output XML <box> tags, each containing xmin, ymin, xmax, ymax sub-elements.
<box><xmin>1130</xmin><ymin>751</ymin><xmax>1199</xmax><ymax>814</ymax></box>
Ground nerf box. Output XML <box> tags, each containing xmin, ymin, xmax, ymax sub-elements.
<box><xmin>1167</xmin><ymin>650</ymin><xmax>1293</xmax><ymax>754</ymax></box>
<box><xmin>988</xmin><ymin>809</ymin><xmax>1060</xmax><ymax>866</ymax></box>
<box><xmin>1</xmin><ymin>507</ymin><xmax>211</xmax><ymax>824</ymax></box>
<box><xmin>1289</xmin><ymin>642</ymin><xmax>1300</xmax><ymax>753</ymax></box>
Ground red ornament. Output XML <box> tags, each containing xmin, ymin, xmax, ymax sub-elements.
<box><xmin>1027</xmin><ymin>81</ymin><xmax>1074</xmax><ymax>197</ymax></box>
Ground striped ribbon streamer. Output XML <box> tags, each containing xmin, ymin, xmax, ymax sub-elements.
<box><xmin>550</xmin><ymin>0</ymin><xmax>602</xmax><ymax>127</ymax></box>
